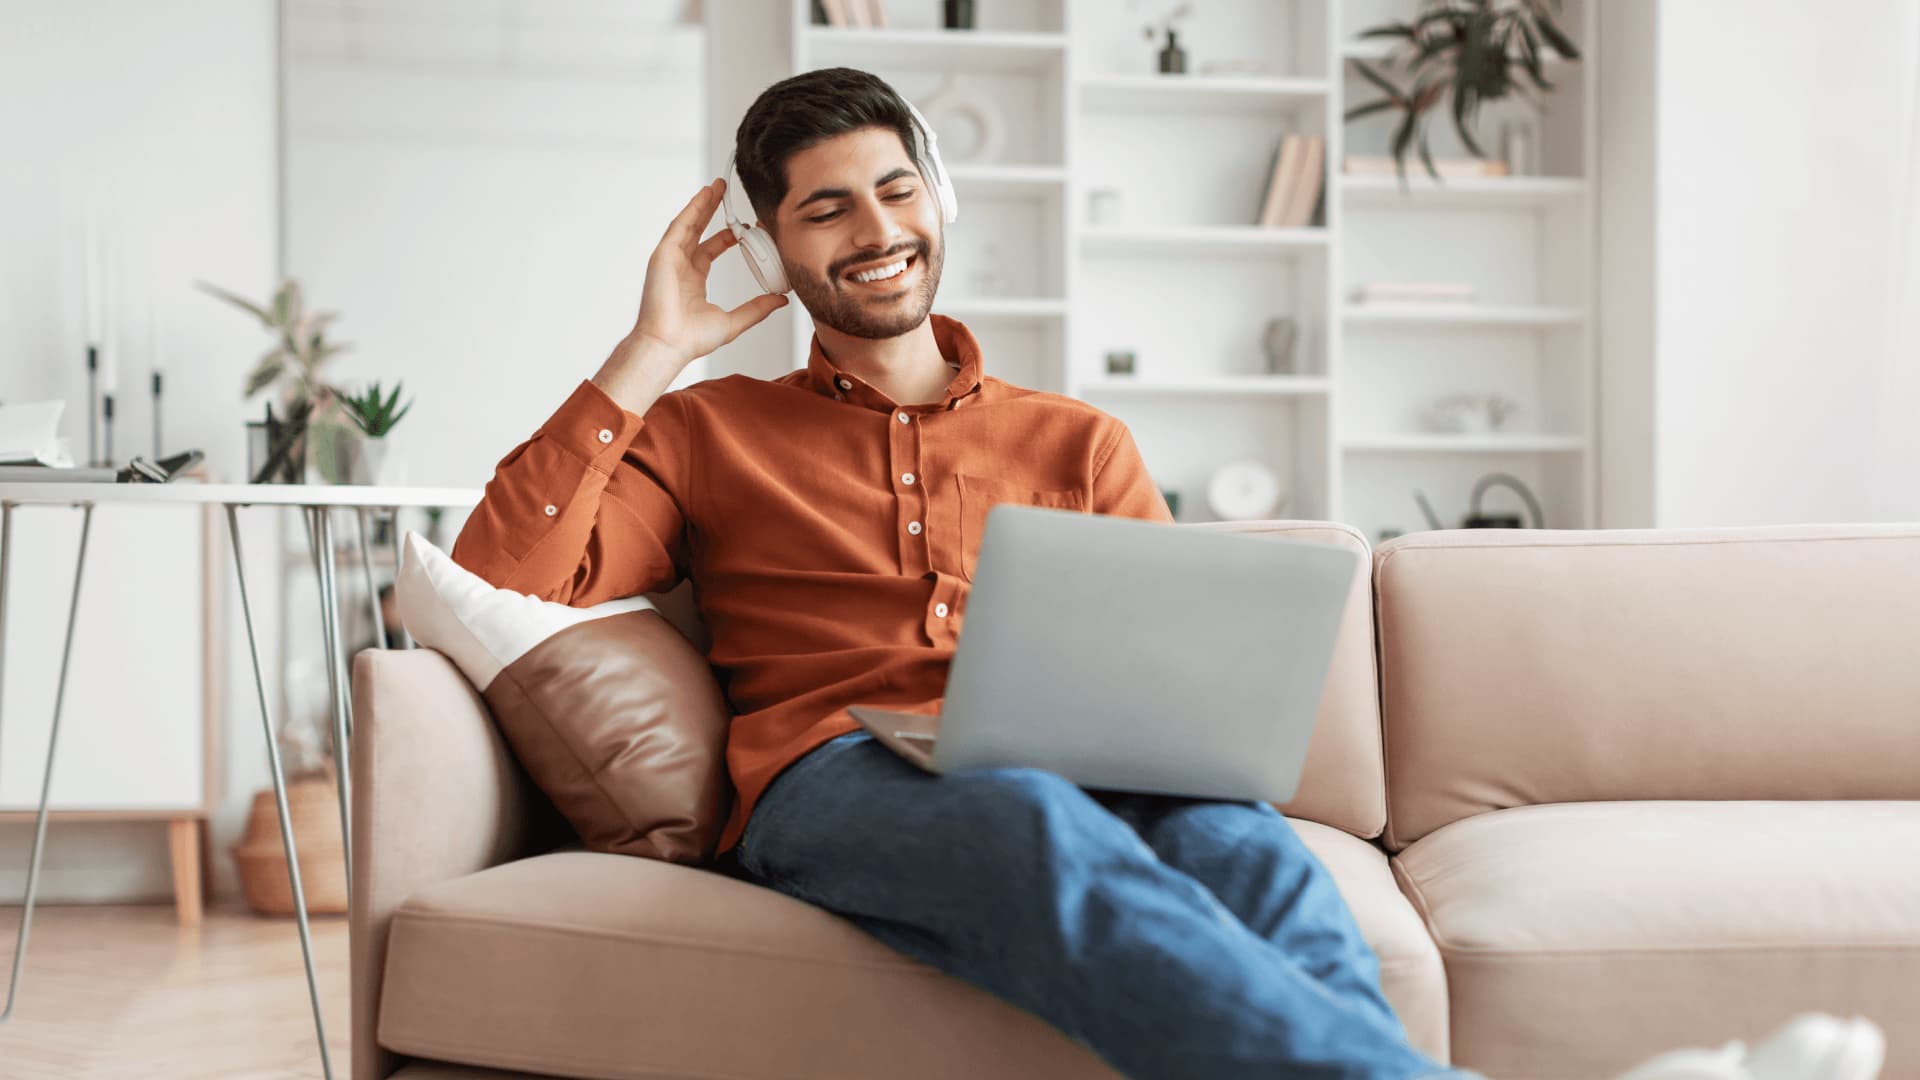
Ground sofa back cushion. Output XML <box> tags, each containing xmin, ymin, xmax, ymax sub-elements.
<box><xmin>1196</xmin><ymin>522</ymin><xmax>1386</xmax><ymax>839</ymax></box>
<box><xmin>1374</xmin><ymin>525</ymin><xmax>1920</xmax><ymax>849</ymax></box>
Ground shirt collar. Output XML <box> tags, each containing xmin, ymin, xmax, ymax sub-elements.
<box><xmin>805</xmin><ymin>313</ymin><xmax>985</xmax><ymax>412</ymax></box>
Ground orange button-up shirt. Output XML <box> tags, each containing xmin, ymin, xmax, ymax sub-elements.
<box><xmin>452</xmin><ymin>315</ymin><xmax>1173</xmax><ymax>852</ymax></box>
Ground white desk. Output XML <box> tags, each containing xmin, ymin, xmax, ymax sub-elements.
<box><xmin>0</xmin><ymin>481</ymin><xmax>481</xmax><ymax>1080</ymax></box>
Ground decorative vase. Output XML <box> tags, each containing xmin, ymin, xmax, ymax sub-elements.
<box><xmin>1158</xmin><ymin>29</ymin><xmax>1187</xmax><ymax>74</ymax></box>
<box><xmin>345</xmin><ymin>434</ymin><xmax>405</xmax><ymax>486</ymax></box>
<box><xmin>231</xmin><ymin>775</ymin><xmax>347</xmax><ymax>916</ymax></box>
<box><xmin>304</xmin><ymin>419</ymin><xmax>358</xmax><ymax>485</ymax></box>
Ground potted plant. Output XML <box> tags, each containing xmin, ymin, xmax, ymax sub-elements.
<box><xmin>198</xmin><ymin>277</ymin><xmax>354</xmax><ymax>483</ymax></box>
<box><xmin>1344</xmin><ymin>0</ymin><xmax>1580</xmax><ymax>182</ymax></box>
<box><xmin>334</xmin><ymin>380</ymin><xmax>415</xmax><ymax>486</ymax></box>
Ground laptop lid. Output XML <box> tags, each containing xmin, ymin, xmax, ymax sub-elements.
<box><xmin>936</xmin><ymin>506</ymin><xmax>1360</xmax><ymax>804</ymax></box>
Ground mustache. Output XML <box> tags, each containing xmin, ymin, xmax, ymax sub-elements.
<box><xmin>831</xmin><ymin>240</ymin><xmax>927</xmax><ymax>280</ymax></box>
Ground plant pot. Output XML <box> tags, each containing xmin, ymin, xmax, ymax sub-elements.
<box><xmin>344</xmin><ymin>434</ymin><xmax>406</xmax><ymax>486</ymax></box>
<box><xmin>231</xmin><ymin>776</ymin><xmax>347</xmax><ymax>916</ymax></box>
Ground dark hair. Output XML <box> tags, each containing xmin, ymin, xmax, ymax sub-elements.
<box><xmin>733</xmin><ymin>67</ymin><xmax>929</xmax><ymax>229</ymax></box>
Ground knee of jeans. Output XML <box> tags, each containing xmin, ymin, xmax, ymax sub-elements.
<box><xmin>949</xmin><ymin>767</ymin><xmax>1111</xmax><ymax>845</ymax></box>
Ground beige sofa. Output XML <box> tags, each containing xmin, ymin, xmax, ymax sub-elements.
<box><xmin>350</xmin><ymin>523</ymin><xmax>1920</xmax><ymax>1080</ymax></box>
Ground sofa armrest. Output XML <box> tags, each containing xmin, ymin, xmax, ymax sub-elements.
<box><xmin>349</xmin><ymin>647</ymin><xmax>564</xmax><ymax>1080</ymax></box>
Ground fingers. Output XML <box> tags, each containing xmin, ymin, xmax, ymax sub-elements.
<box><xmin>661</xmin><ymin>178</ymin><xmax>725</xmax><ymax>252</ymax></box>
<box><xmin>721</xmin><ymin>291</ymin><xmax>789</xmax><ymax>344</ymax></box>
<box><xmin>689</xmin><ymin>227</ymin><xmax>739</xmax><ymax>275</ymax></box>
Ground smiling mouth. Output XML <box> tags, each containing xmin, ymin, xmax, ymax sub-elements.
<box><xmin>843</xmin><ymin>253</ymin><xmax>917</xmax><ymax>290</ymax></box>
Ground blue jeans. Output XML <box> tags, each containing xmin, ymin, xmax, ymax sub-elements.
<box><xmin>734</xmin><ymin>731</ymin><xmax>1461</xmax><ymax>1080</ymax></box>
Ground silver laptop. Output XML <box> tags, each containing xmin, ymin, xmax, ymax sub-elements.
<box><xmin>849</xmin><ymin>505</ymin><xmax>1360</xmax><ymax>804</ymax></box>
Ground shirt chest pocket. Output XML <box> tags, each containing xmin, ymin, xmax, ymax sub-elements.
<box><xmin>955</xmin><ymin>474</ymin><xmax>1089</xmax><ymax>581</ymax></box>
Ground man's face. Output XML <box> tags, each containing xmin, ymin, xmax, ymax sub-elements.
<box><xmin>769</xmin><ymin>125</ymin><xmax>944</xmax><ymax>340</ymax></box>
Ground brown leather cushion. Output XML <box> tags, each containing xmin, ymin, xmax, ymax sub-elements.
<box><xmin>396</xmin><ymin>534</ymin><xmax>732</xmax><ymax>864</ymax></box>
<box><xmin>481</xmin><ymin>609</ymin><xmax>731</xmax><ymax>864</ymax></box>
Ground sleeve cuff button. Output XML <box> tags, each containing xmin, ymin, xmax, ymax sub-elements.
<box><xmin>597</xmin><ymin>428</ymin><xmax>614</xmax><ymax>444</ymax></box>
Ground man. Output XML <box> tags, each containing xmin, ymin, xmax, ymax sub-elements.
<box><xmin>452</xmin><ymin>68</ymin><xmax>1882</xmax><ymax>1080</ymax></box>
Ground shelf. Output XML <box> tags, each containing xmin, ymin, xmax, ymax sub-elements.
<box><xmin>1341</xmin><ymin>175</ymin><xmax>1587</xmax><ymax>208</ymax></box>
<box><xmin>804</xmin><ymin>28</ymin><xmax>1067</xmax><ymax>72</ymax></box>
<box><xmin>1079</xmin><ymin>73</ymin><xmax>1329</xmax><ymax>113</ymax></box>
<box><xmin>944</xmin><ymin>163</ymin><xmax>1068</xmax><ymax>196</ymax></box>
<box><xmin>1342</xmin><ymin>303</ymin><xmax>1585</xmax><ymax>327</ymax></box>
<box><xmin>935</xmin><ymin>297</ymin><xmax>1067</xmax><ymax>318</ymax></box>
<box><xmin>1343</xmin><ymin>434</ymin><xmax>1588</xmax><ymax>453</ymax></box>
<box><xmin>1340</xmin><ymin>40</ymin><xmax>1577</xmax><ymax>66</ymax></box>
<box><xmin>1083</xmin><ymin>226</ymin><xmax>1329</xmax><ymax>257</ymax></box>
<box><xmin>1081</xmin><ymin>376</ymin><xmax>1330</xmax><ymax>397</ymax></box>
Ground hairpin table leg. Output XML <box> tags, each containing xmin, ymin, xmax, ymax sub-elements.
<box><xmin>227</xmin><ymin>504</ymin><xmax>334</xmax><ymax>1080</ymax></box>
<box><xmin>386</xmin><ymin>508</ymin><xmax>413</xmax><ymax>649</ymax></box>
<box><xmin>356</xmin><ymin>507</ymin><xmax>384</xmax><ymax>651</ymax></box>
<box><xmin>304</xmin><ymin>507</ymin><xmax>353</xmax><ymax>898</ymax></box>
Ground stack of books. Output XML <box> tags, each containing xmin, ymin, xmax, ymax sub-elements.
<box><xmin>1255</xmin><ymin>134</ymin><xmax>1326</xmax><ymax>228</ymax></box>
<box><xmin>817</xmin><ymin>0</ymin><xmax>889</xmax><ymax>27</ymax></box>
<box><xmin>1343</xmin><ymin>155</ymin><xmax>1510</xmax><ymax>178</ymax></box>
<box><xmin>1349</xmin><ymin>283</ymin><xmax>1477</xmax><ymax>306</ymax></box>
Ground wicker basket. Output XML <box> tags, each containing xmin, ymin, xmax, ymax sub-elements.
<box><xmin>232</xmin><ymin>776</ymin><xmax>348</xmax><ymax>916</ymax></box>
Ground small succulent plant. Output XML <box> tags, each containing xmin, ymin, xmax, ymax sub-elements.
<box><xmin>335</xmin><ymin>380</ymin><xmax>414</xmax><ymax>438</ymax></box>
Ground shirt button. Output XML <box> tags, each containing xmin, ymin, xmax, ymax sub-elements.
<box><xmin>837</xmin><ymin>377</ymin><xmax>852</xmax><ymax>390</ymax></box>
<box><xmin>934</xmin><ymin>603</ymin><xmax>950</xmax><ymax>618</ymax></box>
<box><xmin>543</xmin><ymin>504</ymin><xmax>558</xmax><ymax>517</ymax></box>
<box><xmin>901</xmin><ymin>472</ymin><xmax>915</xmax><ymax>485</ymax></box>
<box><xmin>908</xmin><ymin>521</ymin><xmax>922</xmax><ymax>535</ymax></box>
<box><xmin>597</xmin><ymin>428</ymin><xmax>613</xmax><ymax>444</ymax></box>
<box><xmin>897</xmin><ymin>412</ymin><xmax>910</xmax><ymax>424</ymax></box>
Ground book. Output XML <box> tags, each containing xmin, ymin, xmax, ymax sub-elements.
<box><xmin>1344</xmin><ymin>155</ymin><xmax>1510</xmax><ymax>178</ymax></box>
<box><xmin>867</xmin><ymin>0</ymin><xmax>888</xmax><ymax>28</ymax></box>
<box><xmin>845</xmin><ymin>0</ymin><xmax>869</xmax><ymax>27</ymax></box>
<box><xmin>820</xmin><ymin>0</ymin><xmax>847</xmax><ymax>26</ymax></box>
<box><xmin>1259</xmin><ymin>135</ymin><xmax>1304</xmax><ymax>227</ymax></box>
<box><xmin>1279</xmin><ymin>135</ymin><xmax>1325</xmax><ymax>227</ymax></box>
<box><xmin>0</xmin><ymin>401</ymin><xmax>74</xmax><ymax>467</ymax></box>
<box><xmin>1252</xmin><ymin>140</ymin><xmax>1284</xmax><ymax>224</ymax></box>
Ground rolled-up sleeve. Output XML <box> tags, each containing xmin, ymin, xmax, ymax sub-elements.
<box><xmin>452</xmin><ymin>378</ymin><xmax>692</xmax><ymax>605</ymax></box>
<box><xmin>1090</xmin><ymin>421</ymin><xmax>1175</xmax><ymax>524</ymax></box>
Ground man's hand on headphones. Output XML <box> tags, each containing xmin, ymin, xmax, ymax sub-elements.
<box><xmin>630</xmin><ymin>178</ymin><xmax>789</xmax><ymax>371</ymax></box>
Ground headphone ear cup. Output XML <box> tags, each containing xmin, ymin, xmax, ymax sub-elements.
<box><xmin>737</xmin><ymin>226</ymin><xmax>790</xmax><ymax>295</ymax></box>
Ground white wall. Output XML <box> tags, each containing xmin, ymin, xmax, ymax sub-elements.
<box><xmin>283</xmin><ymin>7</ymin><xmax>709</xmax><ymax>490</ymax></box>
<box><xmin>0</xmin><ymin>0</ymin><xmax>283</xmax><ymax>902</ymax></box>
<box><xmin>1601</xmin><ymin>0</ymin><xmax>1920</xmax><ymax>527</ymax></box>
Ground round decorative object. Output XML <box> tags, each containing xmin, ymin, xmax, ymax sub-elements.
<box><xmin>1206</xmin><ymin>460</ymin><xmax>1285</xmax><ymax>521</ymax></box>
<box><xmin>917</xmin><ymin>80</ymin><xmax>1003</xmax><ymax>164</ymax></box>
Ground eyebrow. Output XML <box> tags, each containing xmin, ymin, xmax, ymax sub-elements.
<box><xmin>793</xmin><ymin>167</ymin><xmax>919</xmax><ymax>213</ymax></box>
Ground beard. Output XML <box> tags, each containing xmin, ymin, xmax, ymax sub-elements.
<box><xmin>784</xmin><ymin>232</ymin><xmax>944</xmax><ymax>340</ymax></box>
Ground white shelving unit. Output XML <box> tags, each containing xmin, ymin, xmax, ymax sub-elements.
<box><xmin>785</xmin><ymin>0</ymin><xmax>1596</xmax><ymax>541</ymax></box>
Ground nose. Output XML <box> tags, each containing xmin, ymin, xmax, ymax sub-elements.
<box><xmin>849</xmin><ymin>194</ymin><xmax>905</xmax><ymax>254</ymax></box>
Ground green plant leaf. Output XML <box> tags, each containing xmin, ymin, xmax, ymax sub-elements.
<box><xmin>1391</xmin><ymin>107</ymin><xmax>1420</xmax><ymax>182</ymax></box>
<box><xmin>1451</xmin><ymin>82</ymin><xmax>1487</xmax><ymax>158</ymax></box>
<box><xmin>1351</xmin><ymin>59</ymin><xmax>1406</xmax><ymax>104</ymax></box>
<box><xmin>1357</xmin><ymin>22</ymin><xmax>1417</xmax><ymax>41</ymax></box>
<box><xmin>271</xmin><ymin>280</ymin><xmax>294</xmax><ymax>327</ymax></box>
<box><xmin>1417</xmin><ymin>127</ymin><xmax>1440</xmax><ymax>183</ymax></box>
<box><xmin>244</xmin><ymin>350</ymin><xmax>287</xmax><ymax>398</ymax></box>
<box><xmin>1532</xmin><ymin>11</ymin><xmax>1581</xmax><ymax>60</ymax></box>
<box><xmin>195</xmin><ymin>280</ymin><xmax>274</xmax><ymax>327</ymax></box>
<box><xmin>1344</xmin><ymin>98</ymin><xmax>1401</xmax><ymax>123</ymax></box>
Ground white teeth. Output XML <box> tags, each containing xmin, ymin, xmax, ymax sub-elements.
<box><xmin>851</xmin><ymin>259</ymin><xmax>909</xmax><ymax>283</ymax></box>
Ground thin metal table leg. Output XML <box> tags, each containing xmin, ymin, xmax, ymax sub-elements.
<box><xmin>355</xmin><ymin>507</ymin><xmax>383</xmax><ymax>650</ymax></box>
<box><xmin>2</xmin><ymin>502</ymin><xmax>94</xmax><ymax>1024</ymax></box>
<box><xmin>227</xmin><ymin>505</ymin><xmax>334</xmax><ymax>1080</ymax></box>
<box><xmin>305</xmin><ymin>507</ymin><xmax>353</xmax><ymax>898</ymax></box>
<box><xmin>386</xmin><ymin>509</ymin><xmax>414</xmax><ymax>649</ymax></box>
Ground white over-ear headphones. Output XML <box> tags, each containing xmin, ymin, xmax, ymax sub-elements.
<box><xmin>724</xmin><ymin>99</ymin><xmax>958</xmax><ymax>297</ymax></box>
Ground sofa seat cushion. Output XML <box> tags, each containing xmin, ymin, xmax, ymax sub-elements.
<box><xmin>1291</xmin><ymin>818</ymin><xmax>1450</xmax><ymax>1061</ymax></box>
<box><xmin>379</xmin><ymin>825</ymin><xmax>1443</xmax><ymax>1079</ymax></box>
<box><xmin>1392</xmin><ymin>801</ymin><xmax>1920</xmax><ymax>1080</ymax></box>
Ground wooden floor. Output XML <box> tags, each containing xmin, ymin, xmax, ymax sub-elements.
<box><xmin>0</xmin><ymin>902</ymin><xmax>350</xmax><ymax>1079</ymax></box>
